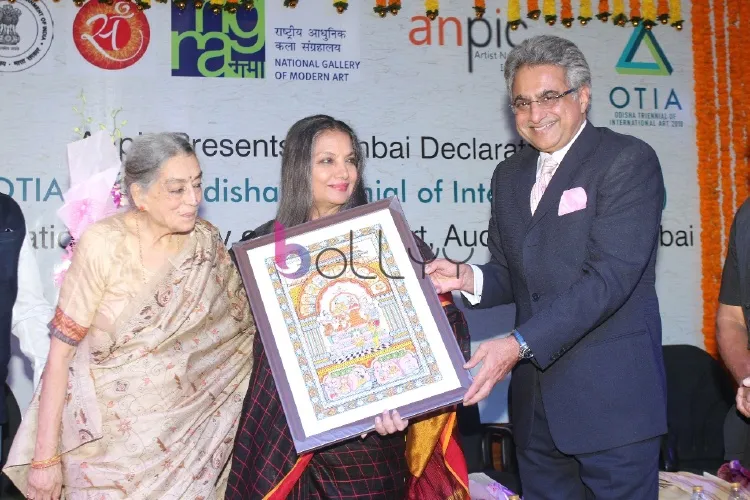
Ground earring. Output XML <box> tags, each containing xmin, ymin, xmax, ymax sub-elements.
<box><xmin>138</xmin><ymin>205</ymin><xmax>145</xmax><ymax>211</ymax></box>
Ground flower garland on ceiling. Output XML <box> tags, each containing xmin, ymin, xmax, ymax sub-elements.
<box><xmin>578</xmin><ymin>0</ymin><xmax>592</xmax><ymax>24</ymax></box>
<box><xmin>497</xmin><ymin>0</ymin><xmax>680</xmax><ymax>27</ymax></box>
<box><xmin>641</xmin><ymin>0</ymin><xmax>655</xmax><ymax>28</ymax></box>
<box><xmin>596</xmin><ymin>0</ymin><xmax>609</xmax><ymax>21</ymax></box>
<box><xmin>527</xmin><ymin>0</ymin><xmax>540</xmax><ymax>19</ymax></box>
<box><xmin>53</xmin><ymin>0</ymin><xmax>685</xmax><ymax>24</ymax></box>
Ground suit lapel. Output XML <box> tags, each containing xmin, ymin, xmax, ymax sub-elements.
<box><xmin>527</xmin><ymin>122</ymin><xmax>600</xmax><ymax>233</ymax></box>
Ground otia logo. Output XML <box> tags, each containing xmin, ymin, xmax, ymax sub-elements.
<box><xmin>72</xmin><ymin>0</ymin><xmax>150</xmax><ymax>70</ymax></box>
<box><xmin>171</xmin><ymin>0</ymin><xmax>265</xmax><ymax>78</ymax></box>
<box><xmin>615</xmin><ymin>24</ymin><xmax>672</xmax><ymax>76</ymax></box>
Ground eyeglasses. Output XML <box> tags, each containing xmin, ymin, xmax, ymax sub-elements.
<box><xmin>510</xmin><ymin>88</ymin><xmax>578</xmax><ymax>114</ymax></box>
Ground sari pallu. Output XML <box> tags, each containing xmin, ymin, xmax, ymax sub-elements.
<box><xmin>3</xmin><ymin>215</ymin><xmax>255</xmax><ymax>499</ymax></box>
<box><xmin>226</xmin><ymin>222</ymin><xmax>470</xmax><ymax>500</ymax></box>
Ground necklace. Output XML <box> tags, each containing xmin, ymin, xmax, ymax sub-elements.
<box><xmin>134</xmin><ymin>213</ymin><xmax>148</xmax><ymax>284</ymax></box>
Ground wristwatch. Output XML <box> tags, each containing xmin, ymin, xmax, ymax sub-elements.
<box><xmin>512</xmin><ymin>329</ymin><xmax>534</xmax><ymax>359</ymax></box>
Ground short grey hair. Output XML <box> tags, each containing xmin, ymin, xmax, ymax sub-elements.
<box><xmin>122</xmin><ymin>132</ymin><xmax>195</xmax><ymax>205</ymax></box>
<box><xmin>504</xmin><ymin>35</ymin><xmax>592</xmax><ymax>101</ymax></box>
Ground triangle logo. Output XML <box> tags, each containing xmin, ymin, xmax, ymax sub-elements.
<box><xmin>616</xmin><ymin>25</ymin><xmax>673</xmax><ymax>76</ymax></box>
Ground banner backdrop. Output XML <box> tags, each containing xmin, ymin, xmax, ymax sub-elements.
<box><xmin>1</xmin><ymin>0</ymin><xmax>696</xmax><ymax>421</ymax></box>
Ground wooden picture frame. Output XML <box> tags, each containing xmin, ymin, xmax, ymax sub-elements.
<box><xmin>232</xmin><ymin>197</ymin><xmax>472</xmax><ymax>453</ymax></box>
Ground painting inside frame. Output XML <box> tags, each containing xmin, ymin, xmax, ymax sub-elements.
<box><xmin>233</xmin><ymin>197</ymin><xmax>472</xmax><ymax>453</ymax></box>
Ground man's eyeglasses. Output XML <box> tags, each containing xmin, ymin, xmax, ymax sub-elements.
<box><xmin>510</xmin><ymin>88</ymin><xmax>578</xmax><ymax>114</ymax></box>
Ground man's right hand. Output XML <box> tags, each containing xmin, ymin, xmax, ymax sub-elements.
<box><xmin>424</xmin><ymin>259</ymin><xmax>474</xmax><ymax>295</ymax></box>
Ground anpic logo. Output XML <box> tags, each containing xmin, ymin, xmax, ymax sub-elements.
<box><xmin>73</xmin><ymin>0</ymin><xmax>150</xmax><ymax>70</ymax></box>
<box><xmin>408</xmin><ymin>10</ymin><xmax>527</xmax><ymax>73</ymax></box>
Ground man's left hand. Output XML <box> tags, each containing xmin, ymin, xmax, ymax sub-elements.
<box><xmin>737</xmin><ymin>377</ymin><xmax>750</xmax><ymax>418</ymax></box>
<box><xmin>463</xmin><ymin>335</ymin><xmax>520</xmax><ymax>406</ymax></box>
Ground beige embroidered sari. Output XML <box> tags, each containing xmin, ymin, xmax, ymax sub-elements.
<box><xmin>3</xmin><ymin>214</ymin><xmax>255</xmax><ymax>499</ymax></box>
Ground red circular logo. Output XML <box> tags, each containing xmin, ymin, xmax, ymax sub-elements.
<box><xmin>72</xmin><ymin>0</ymin><xmax>150</xmax><ymax>70</ymax></box>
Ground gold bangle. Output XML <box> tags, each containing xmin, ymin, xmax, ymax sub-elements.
<box><xmin>30</xmin><ymin>455</ymin><xmax>61</xmax><ymax>469</ymax></box>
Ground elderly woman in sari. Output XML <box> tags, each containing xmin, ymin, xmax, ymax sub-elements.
<box><xmin>226</xmin><ymin>115</ymin><xmax>471</xmax><ymax>499</ymax></box>
<box><xmin>3</xmin><ymin>133</ymin><xmax>255</xmax><ymax>499</ymax></box>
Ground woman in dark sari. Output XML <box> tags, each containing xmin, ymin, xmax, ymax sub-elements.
<box><xmin>226</xmin><ymin>115</ymin><xmax>472</xmax><ymax>499</ymax></box>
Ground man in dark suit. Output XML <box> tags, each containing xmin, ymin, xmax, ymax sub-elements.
<box><xmin>0</xmin><ymin>193</ymin><xmax>25</xmax><ymax>475</ymax></box>
<box><xmin>426</xmin><ymin>35</ymin><xmax>666</xmax><ymax>498</ymax></box>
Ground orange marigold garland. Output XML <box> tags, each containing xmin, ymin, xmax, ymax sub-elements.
<box><xmin>714</xmin><ymin>0</ymin><xmax>733</xmax><ymax>271</ymax></box>
<box><xmin>388</xmin><ymin>0</ymin><xmax>401</xmax><ymax>15</ymax></box>
<box><xmin>374</xmin><ymin>0</ymin><xmax>387</xmax><ymax>16</ymax></box>
<box><xmin>209</xmin><ymin>0</ymin><xmax>223</xmax><ymax>13</ymax></box>
<box><xmin>543</xmin><ymin>0</ymin><xmax>556</xmax><ymax>24</ymax></box>
<box><xmin>561</xmin><ymin>0</ymin><xmax>574</xmax><ymax>27</ymax></box>
<box><xmin>732</xmin><ymin>0</ymin><xmax>750</xmax><ymax>206</ymax></box>
<box><xmin>596</xmin><ymin>0</ymin><xmax>609</xmax><ymax>21</ymax></box>
<box><xmin>334</xmin><ymin>0</ymin><xmax>348</xmax><ymax>13</ymax></box>
<box><xmin>741</xmin><ymin>0</ymin><xmax>750</xmax><ymax>204</ymax></box>
<box><xmin>509</xmin><ymin>0</ymin><xmax>522</xmax><ymax>29</ymax></box>
<box><xmin>283</xmin><ymin>0</ymin><xmax>298</xmax><ymax>7</ymax></box>
<box><xmin>425</xmin><ymin>0</ymin><xmax>438</xmax><ymax>19</ymax></box>
<box><xmin>669</xmin><ymin>0</ymin><xmax>682</xmax><ymax>29</ymax></box>
<box><xmin>528</xmin><ymin>0</ymin><xmax>541</xmax><ymax>19</ymax></box>
<box><xmin>629</xmin><ymin>0</ymin><xmax>641</xmax><ymax>26</ymax></box>
<box><xmin>578</xmin><ymin>0</ymin><xmax>593</xmax><ymax>24</ymax></box>
<box><xmin>641</xmin><ymin>0</ymin><xmax>655</xmax><ymax>29</ymax></box>
<box><xmin>474</xmin><ymin>0</ymin><xmax>485</xmax><ymax>18</ymax></box>
<box><xmin>612</xmin><ymin>0</ymin><xmax>626</xmax><ymax>25</ymax></box>
<box><xmin>693</xmin><ymin>0</ymin><xmax>721</xmax><ymax>357</ymax></box>
<box><xmin>657</xmin><ymin>0</ymin><xmax>668</xmax><ymax>24</ymax></box>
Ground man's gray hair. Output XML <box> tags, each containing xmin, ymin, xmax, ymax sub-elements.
<box><xmin>504</xmin><ymin>35</ymin><xmax>592</xmax><ymax>99</ymax></box>
<box><xmin>122</xmin><ymin>132</ymin><xmax>195</xmax><ymax>204</ymax></box>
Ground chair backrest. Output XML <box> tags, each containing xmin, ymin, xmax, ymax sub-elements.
<box><xmin>662</xmin><ymin>344</ymin><xmax>736</xmax><ymax>473</ymax></box>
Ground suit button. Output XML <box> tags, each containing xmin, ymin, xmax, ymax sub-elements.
<box><xmin>532</xmin><ymin>293</ymin><xmax>540</xmax><ymax>301</ymax></box>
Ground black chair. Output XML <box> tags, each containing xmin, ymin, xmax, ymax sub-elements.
<box><xmin>660</xmin><ymin>344</ymin><xmax>736</xmax><ymax>474</ymax></box>
<box><xmin>1</xmin><ymin>383</ymin><xmax>24</xmax><ymax>500</ymax></box>
<box><xmin>456</xmin><ymin>403</ymin><xmax>522</xmax><ymax>495</ymax></box>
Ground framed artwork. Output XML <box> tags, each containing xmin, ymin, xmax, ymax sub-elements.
<box><xmin>232</xmin><ymin>197</ymin><xmax>472</xmax><ymax>453</ymax></box>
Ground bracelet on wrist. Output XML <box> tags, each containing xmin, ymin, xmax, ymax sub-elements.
<box><xmin>30</xmin><ymin>454</ymin><xmax>62</xmax><ymax>469</ymax></box>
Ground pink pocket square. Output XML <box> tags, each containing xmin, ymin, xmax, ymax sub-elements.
<box><xmin>558</xmin><ymin>187</ymin><xmax>587</xmax><ymax>216</ymax></box>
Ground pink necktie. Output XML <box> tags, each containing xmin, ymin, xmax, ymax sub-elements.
<box><xmin>530</xmin><ymin>155</ymin><xmax>558</xmax><ymax>215</ymax></box>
